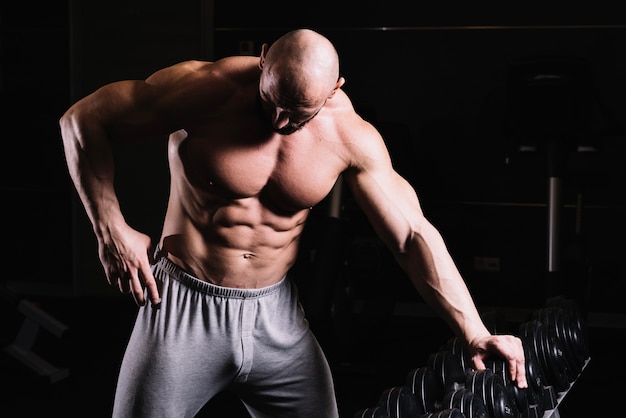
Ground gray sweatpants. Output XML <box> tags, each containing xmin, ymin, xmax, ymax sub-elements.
<box><xmin>112</xmin><ymin>256</ymin><xmax>339</xmax><ymax>418</ymax></box>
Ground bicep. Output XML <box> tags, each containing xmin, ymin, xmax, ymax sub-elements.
<box><xmin>75</xmin><ymin>80</ymin><xmax>177</xmax><ymax>143</ymax></box>
<box><xmin>344</xmin><ymin>155</ymin><xmax>424</xmax><ymax>255</ymax></box>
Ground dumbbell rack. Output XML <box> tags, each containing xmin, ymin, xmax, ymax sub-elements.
<box><xmin>352</xmin><ymin>297</ymin><xmax>590</xmax><ymax>418</ymax></box>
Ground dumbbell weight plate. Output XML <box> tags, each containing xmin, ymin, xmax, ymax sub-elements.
<box><xmin>428</xmin><ymin>350</ymin><xmax>466</xmax><ymax>394</ymax></box>
<box><xmin>443</xmin><ymin>388</ymin><xmax>488</xmax><ymax>418</ymax></box>
<box><xmin>535</xmin><ymin>307</ymin><xmax>580</xmax><ymax>380</ymax></box>
<box><xmin>466</xmin><ymin>369</ymin><xmax>518</xmax><ymax>418</ymax></box>
<box><xmin>406</xmin><ymin>366</ymin><xmax>441</xmax><ymax>414</ymax></box>
<box><xmin>510</xmin><ymin>385</ymin><xmax>530</xmax><ymax>418</ymax></box>
<box><xmin>485</xmin><ymin>372</ymin><xmax>519</xmax><ymax>418</ymax></box>
<box><xmin>545</xmin><ymin>296</ymin><xmax>590</xmax><ymax>361</ymax></box>
<box><xmin>535</xmin><ymin>320</ymin><xmax>570</xmax><ymax>392</ymax></box>
<box><xmin>520</xmin><ymin>320</ymin><xmax>569</xmax><ymax>393</ymax></box>
<box><xmin>444</xmin><ymin>337</ymin><xmax>473</xmax><ymax>373</ymax></box>
<box><xmin>486</xmin><ymin>357</ymin><xmax>512</xmax><ymax>389</ymax></box>
<box><xmin>518</xmin><ymin>323</ymin><xmax>545</xmax><ymax>412</ymax></box>
<box><xmin>543</xmin><ymin>306</ymin><xmax>587</xmax><ymax>376</ymax></box>
<box><xmin>378</xmin><ymin>385</ymin><xmax>422</xmax><ymax>418</ymax></box>
<box><xmin>485</xmin><ymin>361</ymin><xmax>523</xmax><ymax>418</ymax></box>
<box><xmin>517</xmin><ymin>333</ymin><xmax>559</xmax><ymax>415</ymax></box>
<box><xmin>519</xmin><ymin>322</ymin><xmax>547</xmax><ymax>384</ymax></box>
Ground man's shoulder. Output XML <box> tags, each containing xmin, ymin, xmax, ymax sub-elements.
<box><xmin>319</xmin><ymin>92</ymin><xmax>387</xmax><ymax>171</ymax></box>
<box><xmin>328</xmin><ymin>91</ymin><xmax>378</xmax><ymax>136</ymax></box>
<box><xmin>152</xmin><ymin>57</ymin><xmax>258</xmax><ymax>99</ymax></box>
<box><xmin>212</xmin><ymin>55</ymin><xmax>260</xmax><ymax>75</ymax></box>
<box><xmin>168</xmin><ymin>56</ymin><xmax>255</xmax><ymax>75</ymax></box>
<box><xmin>179</xmin><ymin>56</ymin><xmax>260</xmax><ymax>88</ymax></box>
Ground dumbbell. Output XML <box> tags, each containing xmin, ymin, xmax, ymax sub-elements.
<box><xmin>443</xmin><ymin>337</ymin><xmax>473</xmax><ymax>374</ymax></box>
<box><xmin>406</xmin><ymin>366</ymin><xmax>444</xmax><ymax>414</ymax></box>
<box><xmin>534</xmin><ymin>307</ymin><xmax>580</xmax><ymax>380</ymax></box>
<box><xmin>378</xmin><ymin>385</ymin><xmax>423</xmax><ymax>417</ymax></box>
<box><xmin>376</xmin><ymin>385</ymin><xmax>464</xmax><ymax>418</ymax></box>
<box><xmin>485</xmin><ymin>357</ymin><xmax>528</xmax><ymax>418</ymax></box>
<box><xmin>535</xmin><ymin>321</ymin><xmax>571</xmax><ymax>393</ymax></box>
<box><xmin>521</xmin><ymin>319</ymin><xmax>570</xmax><ymax>392</ymax></box>
<box><xmin>444</xmin><ymin>335</ymin><xmax>540</xmax><ymax>418</ymax></box>
<box><xmin>545</xmin><ymin>296</ymin><xmax>590</xmax><ymax>362</ymax></box>
<box><xmin>518</xmin><ymin>322</ymin><xmax>558</xmax><ymax>411</ymax></box>
<box><xmin>440</xmin><ymin>337</ymin><xmax>525</xmax><ymax>417</ymax></box>
<box><xmin>480</xmin><ymin>308</ymin><xmax>551</xmax><ymax>417</ymax></box>
<box><xmin>465</xmin><ymin>368</ymin><xmax>519</xmax><ymax>418</ymax></box>
<box><xmin>517</xmin><ymin>332</ymin><xmax>546</xmax><ymax>412</ymax></box>
<box><xmin>534</xmin><ymin>304</ymin><xmax>589</xmax><ymax>379</ymax></box>
<box><xmin>485</xmin><ymin>356</ymin><xmax>541</xmax><ymax>418</ymax></box>
<box><xmin>354</xmin><ymin>365</ymin><xmax>464</xmax><ymax>418</ymax></box>
<box><xmin>480</xmin><ymin>310</ymin><xmax>529</xmax><ymax>417</ymax></box>
<box><xmin>428</xmin><ymin>350</ymin><xmax>467</xmax><ymax>394</ymax></box>
<box><xmin>443</xmin><ymin>331</ymin><xmax>546</xmax><ymax>418</ymax></box>
<box><xmin>442</xmin><ymin>388</ymin><xmax>488</xmax><ymax>418</ymax></box>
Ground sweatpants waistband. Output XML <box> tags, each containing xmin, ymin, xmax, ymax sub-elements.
<box><xmin>153</xmin><ymin>255</ymin><xmax>288</xmax><ymax>299</ymax></box>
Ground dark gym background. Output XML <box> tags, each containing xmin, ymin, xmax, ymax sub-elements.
<box><xmin>1</xmin><ymin>1</ymin><xmax>624</xmax><ymax>416</ymax></box>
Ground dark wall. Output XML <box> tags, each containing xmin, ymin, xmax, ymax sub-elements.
<box><xmin>1</xmin><ymin>1</ymin><xmax>73</xmax><ymax>294</ymax></box>
<box><xmin>214</xmin><ymin>1</ymin><xmax>625</xmax><ymax>27</ymax></box>
<box><xmin>3</xmin><ymin>1</ymin><xmax>624</xmax><ymax>316</ymax></box>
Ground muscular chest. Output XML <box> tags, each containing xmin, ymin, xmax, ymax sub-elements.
<box><xmin>176</xmin><ymin>129</ymin><xmax>343</xmax><ymax>210</ymax></box>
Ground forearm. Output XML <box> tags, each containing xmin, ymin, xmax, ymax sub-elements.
<box><xmin>59</xmin><ymin>109</ymin><xmax>125</xmax><ymax>240</ymax></box>
<box><xmin>394</xmin><ymin>221</ymin><xmax>491</xmax><ymax>345</ymax></box>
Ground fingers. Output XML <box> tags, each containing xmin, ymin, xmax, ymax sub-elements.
<box><xmin>472</xmin><ymin>355</ymin><xmax>486</xmax><ymax>372</ymax></box>
<box><xmin>503</xmin><ymin>335</ymin><xmax>528</xmax><ymax>389</ymax></box>
<box><xmin>140</xmin><ymin>264</ymin><xmax>161</xmax><ymax>307</ymax></box>
<box><xmin>128</xmin><ymin>269</ymin><xmax>146</xmax><ymax>306</ymax></box>
<box><xmin>106</xmin><ymin>265</ymin><xmax>160</xmax><ymax>307</ymax></box>
<box><xmin>127</xmin><ymin>264</ymin><xmax>160</xmax><ymax>307</ymax></box>
<box><xmin>471</xmin><ymin>335</ymin><xmax>528</xmax><ymax>389</ymax></box>
<box><xmin>141</xmin><ymin>243</ymin><xmax>161</xmax><ymax>306</ymax></box>
<box><xmin>101</xmin><ymin>239</ymin><xmax>161</xmax><ymax>306</ymax></box>
<box><xmin>510</xmin><ymin>351</ymin><xmax>528</xmax><ymax>389</ymax></box>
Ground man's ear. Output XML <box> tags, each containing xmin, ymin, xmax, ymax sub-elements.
<box><xmin>327</xmin><ymin>76</ymin><xmax>346</xmax><ymax>99</ymax></box>
<box><xmin>259</xmin><ymin>43</ymin><xmax>269</xmax><ymax>69</ymax></box>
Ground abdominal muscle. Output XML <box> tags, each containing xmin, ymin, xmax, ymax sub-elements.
<box><xmin>159</xmin><ymin>190</ymin><xmax>310</xmax><ymax>289</ymax></box>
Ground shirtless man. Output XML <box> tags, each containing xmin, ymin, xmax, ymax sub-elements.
<box><xmin>60</xmin><ymin>28</ymin><xmax>527</xmax><ymax>418</ymax></box>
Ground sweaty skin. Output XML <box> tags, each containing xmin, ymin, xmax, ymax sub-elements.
<box><xmin>59</xmin><ymin>29</ymin><xmax>527</xmax><ymax>389</ymax></box>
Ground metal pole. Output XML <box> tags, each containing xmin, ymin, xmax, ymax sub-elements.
<box><xmin>547</xmin><ymin>176</ymin><xmax>561</xmax><ymax>273</ymax></box>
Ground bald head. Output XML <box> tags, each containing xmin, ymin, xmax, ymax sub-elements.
<box><xmin>258</xmin><ymin>29</ymin><xmax>345</xmax><ymax>135</ymax></box>
<box><xmin>261</xmin><ymin>29</ymin><xmax>341</xmax><ymax>105</ymax></box>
